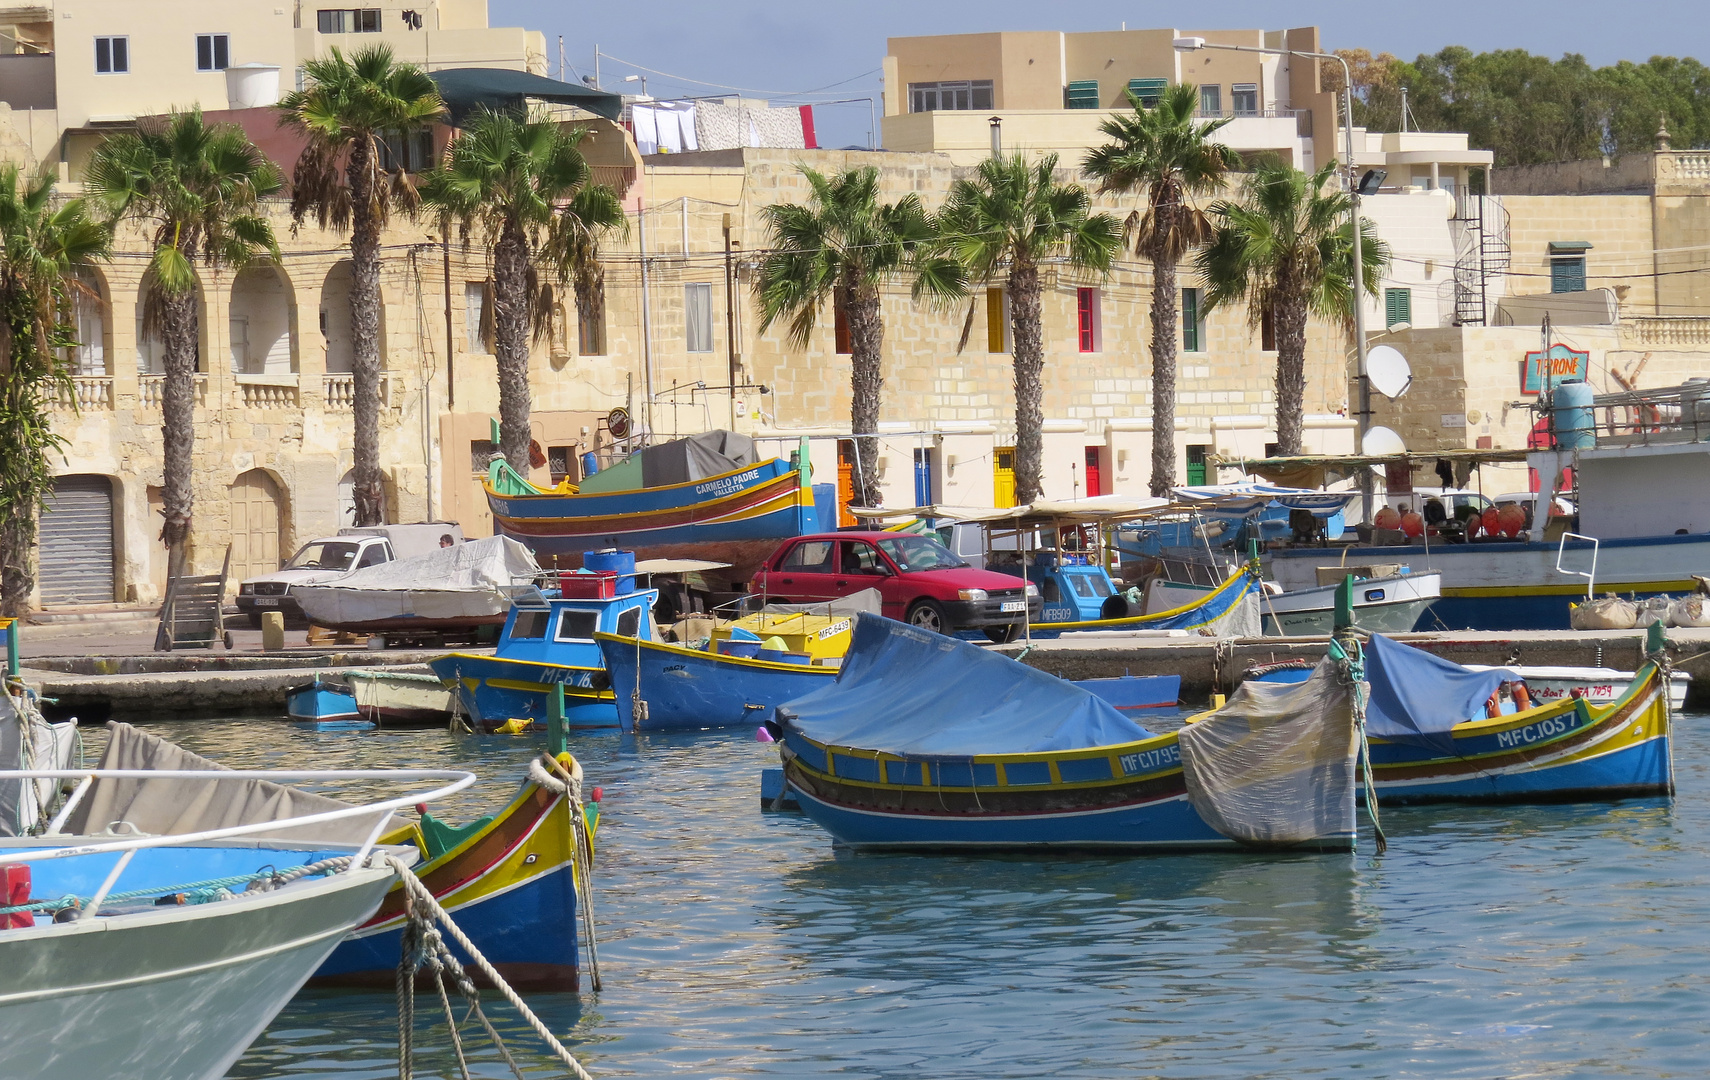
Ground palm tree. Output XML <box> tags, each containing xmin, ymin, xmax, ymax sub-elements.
<box><xmin>754</xmin><ymin>165</ymin><xmax>964</xmax><ymax>507</ymax></box>
<box><xmin>420</xmin><ymin>108</ymin><xmax>625</xmax><ymax>474</ymax></box>
<box><xmin>278</xmin><ymin>45</ymin><xmax>444</xmax><ymax>525</ymax></box>
<box><xmin>1197</xmin><ymin>158</ymin><xmax>1389</xmax><ymax>455</ymax></box>
<box><xmin>0</xmin><ymin>167</ymin><xmax>110</xmax><ymax>615</ymax></box>
<box><xmin>1084</xmin><ymin>83</ymin><xmax>1238</xmax><ymax>496</ymax></box>
<box><xmin>85</xmin><ymin>110</ymin><xmax>281</xmax><ymax>564</ymax></box>
<box><xmin>938</xmin><ymin>153</ymin><xmax>1121</xmax><ymax>504</ymax></box>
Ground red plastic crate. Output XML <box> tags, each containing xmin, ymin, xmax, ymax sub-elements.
<box><xmin>558</xmin><ymin>571</ymin><xmax>618</xmax><ymax>599</ymax></box>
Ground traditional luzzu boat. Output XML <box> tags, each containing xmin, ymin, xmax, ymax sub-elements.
<box><xmin>596</xmin><ymin>602</ymin><xmax>855</xmax><ymax>732</ymax></box>
<box><xmin>0</xmin><ymin>704</ymin><xmax>472</xmax><ymax>1080</ymax></box>
<box><xmin>429</xmin><ymin>580</ymin><xmax>659</xmax><ymax>731</ymax></box>
<box><xmin>772</xmin><ymin>615</ymin><xmax>1361</xmax><ymax>852</ymax></box>
<box><xmin>1244</xmin><ymin>632</ymin><xmax>1674</xmax><ymax>804</ymax></box>
<box><xmin>1025</xmin><ymin>561</ymin><xmax>1264</xmax><ymax>638</ymax></box>
<box><xmin>486</xmin><ymin>430</ymin><xmax>820</xmax><ymax>581</ymax></box>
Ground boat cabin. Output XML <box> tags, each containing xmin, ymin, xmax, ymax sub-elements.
<box><xmin>493</xmin><ymin>587</ymin><xmax>659</xmax><ymax>670</ymax></box>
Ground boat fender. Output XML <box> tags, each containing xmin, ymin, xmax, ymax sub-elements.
<box><xmin>590</xmin><ymin>787</ymin><xmax>603</xmax><ymax>802</ymax></box>
<box><xmin>755</xmin><ymin>725</ymin><xmax>776</xmax><ymax>742</ymax></box>
<box><xmin>494</xmin><ymin>718</ymin><xmax>534</xmax><ymax>735</ymax></box>
<box><xmin>1512</xmin><ymin>682</ymin><xmax>1532</xmax><ymax>711</ymax></box>
<box><xmin>761</xmin><ymin>636</ymin><xmax>788</xmax><ymax>652</ymax></box>
<box><xmin>1485</xmin><ymin>691</ymin><xmax>1502</xmax><ymax>719</ymax></box>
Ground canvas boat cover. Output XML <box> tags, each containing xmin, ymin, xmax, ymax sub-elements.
<box><xmin>63</xmin><ymin>721</ymin><xmax>390</xmax><ymax>845</ymax></box>
<box><xmin>761</xmin><ymin>588</ymin><xmax>883</xmax><ymax>617</ymax></box>
<box><xmin>1364</xmin><ymin>634</ymin><xmax>1515</xmax><ymax>754</ymax></box>
<box><xmin>639</xmin><ymin>430</ymin><xmax>759</xmax><ymax>488</ymax></box>
<box><xmin>1171</xmin><ymin>483</ymin><xmax>1356</xmax><ymax>519</ymax></box>
<box><xmin>306</xmin><ymin>534</ymin><xmax>539</xmax><ymax>593</ymax></box>
<box><xmin>0</xmin><ymin>690</ymin><xmax>78</xmax><ymax>837</ymax></box>
<box><xmin>1178</xmin><ymin>656</ymin><xmax>1357</xmax><ymax>846</ymax></box>
<box><xmin>778</xmin><ymin>615</ymin><xmax>1155</xmax><ymax>755</ymax></box>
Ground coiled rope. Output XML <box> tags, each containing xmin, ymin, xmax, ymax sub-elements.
<box><xmin>387</xmin><ymin>853</ymin><xmax>596</xmax><ymax>1080</ymax></box>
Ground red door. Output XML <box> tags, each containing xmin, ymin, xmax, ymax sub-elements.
<box><xmin>757</xmin><ymin>538</ymin><xmax>840</xmax><ymax>602</ymax></box>
<box><xmin>1084</xmin><ymin>447</ymin><xmax>1103</xmax><ymax>497</ymax></box>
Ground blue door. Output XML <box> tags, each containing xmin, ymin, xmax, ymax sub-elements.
<box><xmin>913</xmin><ymin>448</ymin><xmax>934</xmax><ymax>507</ymax></box>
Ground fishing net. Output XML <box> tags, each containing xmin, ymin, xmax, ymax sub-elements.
<box><xmin>1178</xmin><ymin>657</ymin><xmax>1358</xmax><ymax>847</ymax></box>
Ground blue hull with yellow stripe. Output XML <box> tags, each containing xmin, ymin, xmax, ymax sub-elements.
<box><xmin>596</xmin><ymin>632</ymin><xmax>838</xmax><ymax>732</ymax></box>
<box><xmin>1026</xmin><ymin>566</ymin><xmax>1260</xmax><ymax>637</ymax></box>
<box><xmin>1369</xmin><ymin>663</ymin><xmax>1673</xmax><ymax>804</ymax></box>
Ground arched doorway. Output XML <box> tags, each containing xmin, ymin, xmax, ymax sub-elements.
<box><xmin>229</xmin><ymin>469</ymin><xmax>286</xmax><ymax>582</ymax></box>
<box><xmin>38</xmin><ymin>475</ymin><xmax>116</xmax><ymax>605</ymax></box>
<box><xmin>229</xmin><ymin>264</ymin><xmax>295</xmax><ymax>374</ymax></box>
<box><xmin>319</xmin><ymin>261</ymin><xmax>384</xmax><ymax>375</ymax></box>
<box><xmin>337</xmin><ymin>468</ymin><xmax>356</xmax><ymax>527</ymax></box>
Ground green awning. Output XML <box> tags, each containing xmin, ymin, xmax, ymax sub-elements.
<box><xmin>429</xmin><ymin>67</ymin><xmax>624</xmax><ymax>123</ymax></box>
<box><xmin>1548</xmin><ymin>240</ymin><xmax>1593</xmax><ymax>254</ymax></box>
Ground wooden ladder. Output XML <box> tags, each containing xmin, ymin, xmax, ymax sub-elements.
<box><xmin>154</xmin><ymin>545</ymin><xmax>232</xmax><ymax>651</ymax></box>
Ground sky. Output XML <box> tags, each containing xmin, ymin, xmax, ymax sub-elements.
<box><xmin>493</xmin><ymin>0</ymin><xmax>1706</xmax><ymax>148</ymax></box>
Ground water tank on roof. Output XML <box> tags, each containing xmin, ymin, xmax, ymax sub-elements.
<box><xmin>226</xmin><ymin>64</ymin><xmax>282</xmax><ymax>110</ymax></box>
<box><xmin>1551</xmin><ymin>380</ymin><xmax>1596</xmax><ymax>450</ymax></box>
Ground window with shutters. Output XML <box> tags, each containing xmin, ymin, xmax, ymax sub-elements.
<box><xmin>1076</xmin><ymin>288</ymin><xmax>1101</xmax><ymax>353</ymax></box>
<box><xmin>317</xmin><ymin>9</ymin><xmax>381</xmax><ymax>33</ymax></box>
<box><xmin>1232</xmin><ymin>83</ymin><xmax>1258</xmax><ymax>116</ymax></box>
<box><xmin>685</xmin><ymin>282</ymin><xmax>714</xmax><ymax>352</ymax></box>
<box><xmin>1199</xmin><ymin>84</ymin><xmax>1221</xmax><ymax>117</ymax></box>
<box><xmin>1127</xmin><ymin>78</ymin><xmax>1167</xmax><ymax>108</ymax></box>
<box><xmin>578</xmin><ymin>300</ymin><xmax>605</xmax><ymax>355</ymax></box>
<box><xmin>1066</xmin><ymin>80</ymin><xmax>1100</xmax><ymax>109</ymax></box>
<box><xmin>95</xmin><ymin>36</ymin><xmax>129</xmax><ymax>74</ymax></box>
<box><xmin>1384</xmin><ymin>287</ymin><xmax>1412</xmax><ymax>327</ymax></box>
<box><xmin>1186</xmin><ymin>445</ymin><xmax>1208</xmax><ymax>486</ymax></box>
<box><xmin>1182</xmin><ymin>287</ymin><xmax>1204</xmax><ymax>352</ymax></box>
<box><xmin>986</xmin><ymin>287</ymin><xmax>1008</xmax><ymax>353</ymax></box>
<box><xmin>1551</xmin><ymin>256</ymin><xmax>1587</xmax><ymax>293</ymax></box>
<box><xmin>464</xmin><ymin>281</ymin><xmax>492</xmax><ymax>353</ymax></box>
<box><xmin>832</xmin><ymin>295</ymin><xmax>851</xmax><ymax>354</ymax></box>
<box><xmin>196</xmin><ymin>33</ymin><xmax>230</xmax><ymax>72</ymax></box>
<box><xmin>908</xmin><ymin>81</ymin><xmax>993</xmax><ymax>113</ymax></box>
<box><xmin>1260</xmin><ymin>306</ymin><xmax>1276</xmax><ymax>351</ymax></box>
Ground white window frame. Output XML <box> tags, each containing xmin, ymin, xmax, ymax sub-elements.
<box><xmin>94</xmin><ymin>35</ymin><xmax>129</xmax><ymax>75</ymax></box>
<box><xmin>464</xmin><ymin>281</ymin><xmax>491</xmax><ymax>354</ymax></box>
<box><xmin>196</xmin><ymin>33</ymin><xmax>231</xmax><ymax>72</ymax></box>
<box><xmin>684</xmin><ymin>282</ymin><xmax>714</xmax><ymax>353</ymax></box>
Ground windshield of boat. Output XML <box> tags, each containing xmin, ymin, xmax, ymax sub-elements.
<box><xmin>875</xmin><ymin>535</ymin><xmax>968</xmax><ymax>572</ymax></box>
<box><xmin>286</xmin><ymin>541</ymin><xmax>361</xmax><ymax>571</ymax></box>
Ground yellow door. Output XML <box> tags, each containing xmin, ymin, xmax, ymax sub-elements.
<box><xmin>993</xmin><ymin>448</ymin><xmax>1016</xmax><ymax>508</ymax></box>
<box><xmin>229</xmin><ymin>469</ymin><xmax>284</xmax><ymax>584</ymax></box>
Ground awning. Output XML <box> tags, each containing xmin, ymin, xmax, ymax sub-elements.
<box><xmin>1548</xmin><ymin>240</ymin><xmax>1594</xmax><ymax>254</ymax></box>
<box><xmin>429</xmin><ymin>67</ymin><xmax>624</xmax><ymax>122</ymax></box>
<box><xmin>1216</xmin><ymin>448</ymin><xmax>1531</xmax><ymax>489</ymax></box>
<box><xmin>850</xmin><ymin>495</ymin><xmax>1172</xmax><ymax>528</ymax></box>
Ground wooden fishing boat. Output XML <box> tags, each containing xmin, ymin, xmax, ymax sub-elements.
<box><xmin>344</xmin><ymin>668</ymin><xmax>457</xmax><ymax>727</ymax></box>
<box><xmin>774</xmin><ymin>616</ymin><xmax>1358</xmax><ymax>852</ymax></box>
<box><xmin>598</xmin><ymin>631</ymin><xmax>840</xmax><ymax>732</ymax></box>
<box><xmin>1026</xmin><ymin>564</ymin><xmax>1262</xmax><ymax>637</ymax></box>
<box><xmin>284</xmin><ymin>674</ymin><xmax>362</xmax><ymax>725</ymax></box>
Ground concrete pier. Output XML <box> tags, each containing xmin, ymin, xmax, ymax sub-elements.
<box><xmin>1000</xmin><ymin>628</ymin><xmax>1710</xmax><ymax>708</ymax></box>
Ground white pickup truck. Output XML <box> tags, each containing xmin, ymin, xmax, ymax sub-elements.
<box><xmin>235</xmin><ymin>523</ymin><xmax>464</xmax><ymax>627</ymax></box>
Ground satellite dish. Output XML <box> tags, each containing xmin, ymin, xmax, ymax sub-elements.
<box><xmin>1367</xmin><ymin>345</ymin><xmax>1413</xmax><ymax>399</ymax></box>
<box><xmin>1362</xmin><ymin>425</ymin><xmax>1407</xmax><ymax>456</ymax></box>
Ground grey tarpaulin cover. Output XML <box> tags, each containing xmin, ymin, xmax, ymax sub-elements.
<box><xmin>0</xmin><ymin>690</ymin><xmax>78</xmax><ymax>837</ymax></box>
<box><xmin>762</xmin><ymin>588</ymin><xmax>883</xmax><ymax>617</ymax></box>
<box><xmin>1178</xmin><ymin>657</ymin><xmax>1358</xmax><ymax>847</ymax></box>
<box><xmin>640</xmin><ymin>430</ymin><xmax>758</xmax><ymax>488</ymax></box>
<box><xmin>63</xmin><ymin>721</ymin><xmax>390</xmax><ymax>845</ymax></box>
<box><xmin>292</xmin><ymin>534</ymin><xmax>540</xmax><ymax>628</ymax></box>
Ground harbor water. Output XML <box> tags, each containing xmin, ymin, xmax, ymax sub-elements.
<box><xmin>112</xmin><ymin>713</ymin><xmax>1710</xmax><ymax>1079</ymax></box>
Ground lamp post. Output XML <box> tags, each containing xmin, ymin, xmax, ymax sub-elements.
<box><xmin>623</xmin><ymin>73</ymin><xmax>648</xmax><ymax>98</ymax></box>
<box><xmin>1173</xmin><ymin>37</ymin><xmax>1373</xmax><ymax>517</ymax></box>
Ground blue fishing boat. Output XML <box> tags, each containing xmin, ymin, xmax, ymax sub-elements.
<box><xmin>1242</xmin><ymin>633</ymin><xmax>1674</xmax><ymax>804</ymax></box>
<box><xmin>1074</xmin><ymin>674</ymin><xmax>1181</xmax><ymax>712</ymax></box>
<box><xmin>597</xmin><ymin>631</ymin><xmax>839</xmax><ymax>731</ymax></box>
<box><xmin>428</xmin><ymin>584</ymin><xmax>658</xmax><ymax>731</ymax></box>
<box><xmin>284</xmin><ymin>675</ymin><xmax>362</xmax><ymax>725</ymax></box>
<box><xmin>1027</xmin><ymin>563</ymin><xmax>1262</xmax><ymax>637</ymax></box>
<box><xmin>486</xmin><ymin>431</ymin><xmax>819</xmax><ymax>581</ymax></box>
<box><xmin>773</xmin><ymin>616</ymin><xmax>1359</xmax><ymax>852</ymax></box>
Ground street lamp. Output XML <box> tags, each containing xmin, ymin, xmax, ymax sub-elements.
<box><xmin>623</xmin><ymin>73</ymin><xmax>648</xmax><ymax>98</ymax></box>
<box><xmin>1174</xmin><ymin>36</ymin><xmax>1374</xmax><ymax>518</ymax></box>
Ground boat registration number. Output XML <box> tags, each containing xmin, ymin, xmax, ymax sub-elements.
<box><xmin>253</xmin><ymin>598</ymin><xmax>280</xmax><ymax>607</ymax></box>
<box><xmin>1000</xmin><ymin>601</ymin><xmax>1026</xmax><ymax>613</ymax></box>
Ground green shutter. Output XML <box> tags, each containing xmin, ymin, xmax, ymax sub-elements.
<box><xmin>1551</xmin><ymin>257</ymin><xmax>1586</xmax><ymax>293</ymax></box>
<box><xmin>1127</xmin><ymin>78</ymin><xmax>1167</xmax><ymax>107</ymax></box>
<box><xmin>1066</xmin><ymin>80</ymin><xmax>1100</xmax><ymax>109</ymax></box>
<box><xmin>1181</xmin><ymin>288</ymin><xmax>1200</xmax><ymax>351</ymax></box>
<box><xmin>1384</xmin><ymin>287</ymin><xmax>1411</xmax><ymax>327</ymax></box>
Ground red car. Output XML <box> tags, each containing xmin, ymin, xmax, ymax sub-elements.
<box><xmin>752</xmin><ymin>531</ymin><xmax>1041</xmax><ymax>641</ymax></box>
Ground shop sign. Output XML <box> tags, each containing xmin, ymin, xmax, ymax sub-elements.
<box><xmin>1522</xmin><ymin>343</ymin><xmax>1590</xmax><ymax>395</ymax></box>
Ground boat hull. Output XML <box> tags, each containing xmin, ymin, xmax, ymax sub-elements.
<box><xmin>315</xmin><ymin>773</ymin><xmax>585</xmax><ymax>991</ymax></box>
<box><xmin>346</xmin><ymin>670</ymin><xmax>456</xmax><ymax>727</ymax></box>
<box><xmin>294</xmin><ymin>589</ymin><xmax>509</xmax><ymax>635</ymax></box>
<box><xmin>0</xmin><ymin>859</ymin><xmax>394</xmax><ymax>1080</ymax></box>
<box><xmin>427</xmin><ymin>653</ymin><xmax>617</xmax><ymax>730</ymax></box>
<box><xmin>1261</xmin><ymin>574</ymin><xmax>1442</xmax><ymax>636</ymax></box>
<box><xmin>488</xmin><ymin>458</ymin><xmax>816</xmax><ymax>577</ymax></box>
<box><xmin>597</xmin><ymin>633</ymin><xmax>838</xmax><ymax>732</ymax></box>
<box><xmin>1269</xmin><ymin>533</ymin><xmax>1710</xmax><ymax>630</ymax></box>
<box><xmin>285</xmin><ymin>679</ymin><xmax>359</xmax><ymax>723</ymax></box>
<box><xmin>1028</xmin><ymin>568</ymin><xmax>1261</xmax><ymax>637</ymax></box>
<box><xmin>1370</xmin><ymin>664</ymin><xmax>1673</xmax><ymax>804</ymax></box>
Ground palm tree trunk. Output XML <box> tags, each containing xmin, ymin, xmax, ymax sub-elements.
<box><xmin>159</xmin><ymin>288</ymin><xmax>198</xmax><ymax>556</ymax></box>
<box><xmin>1008</xmin><ymin>261</ymin><xmax>1045</xmax><ymax>505</ymax></box>
<box><xmin>0</xmin><ymin>514</ymin><xmax>29</xmax><ymax>617</ymax></box>
<box><xmin>846</xmin><ymin>283</ymin><xmax>884</xmax><ymax>507</ymax></box>
<box><xmin>1274</xmin><ymin>295</ymin><xmax>1311</xmax><ymax>456</ymax></box>
<box><xmin>493</xmin><ymin>221</ymin><xmax>533</xmax><ymax>474</ymax></box>
<box><xmin>347</xmin><ymin>139</ymin><xmax>385</xmax><ymax>527</ymax></box>
<box><xmin>1148</xmin><ymin>253</ymin><xmax>1180</xmax><ymax>497</ymax></box>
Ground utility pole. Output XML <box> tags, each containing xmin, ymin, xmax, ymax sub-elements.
<box><xmin>442</xmin><ymin>232</ymin><xmax>454</xmax><ymax>407</ymax></box>
<box><xmin>723</xmin><ymin>213</ymin><xmax>739</xmax><ymax>429</ymax></box>
<box><xmin>593</xmin><ymin>45</ymin><xmax>600</xmax><ymax>91</ymax></box>
<box><xmin>638</xmin><ymin>206</ymin><xmax>655</xmax><ymax>439</ymax></box>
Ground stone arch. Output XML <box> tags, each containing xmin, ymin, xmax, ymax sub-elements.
<box><xmin>337</xmin><ymin>467</ymin><xmax>357</xmax><ymax>527</ymax></box>
<box><xmin>65</xmin><ymin>265</ymin><xmax>112</xmax><ymax>375</ymax></box>
<box><xmin>229</xmin><ymin>468</ymin><xmax>288</xmax><ymax>582</ymax></box>
<box><xmin>319</xmin><ymin>260</ymin><xmax>385</xmax><ymax>374</ymax></box>
<box><xmin>228</xmin><ymin>263</ymin><xmax>297</xmax><ymax>374</ymax></box>
<box><xmin>135</xmin><ymin>267</ymin><xmax>208</xmax><ymax>374</ymax></box>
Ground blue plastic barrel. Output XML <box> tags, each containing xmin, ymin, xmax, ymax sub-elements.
<box><xmin>580</xmin><ymin>452</ymin><xmax>599</xmax><ymax>478</ymax></box>
<box><xmin>583</xmin><ymin>548</ymin><xmax>636</xmax><ymax>593</ymax></box>
<box><xmin>1552</xmin><ymin>380</ymin><xmax>1596</xmax><ymax>450</ymax></box>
